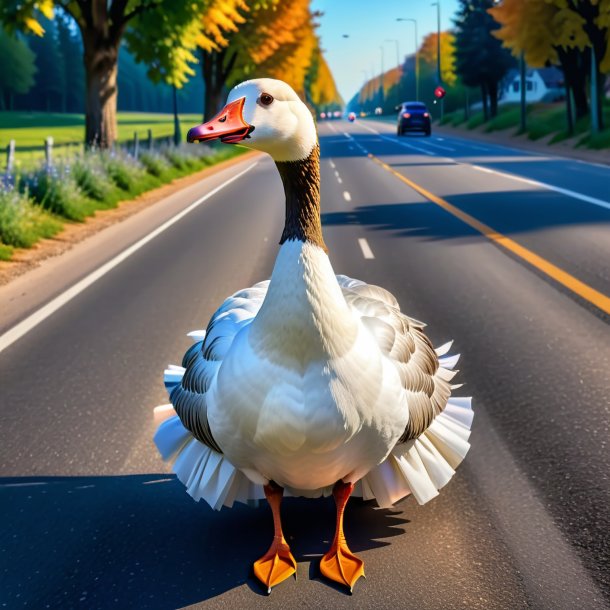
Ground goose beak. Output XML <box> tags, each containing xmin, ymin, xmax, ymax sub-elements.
<box><xmin>187</xmin><ymin>97</ymin><xmax>254</xmax><ymax>144</ymax></box>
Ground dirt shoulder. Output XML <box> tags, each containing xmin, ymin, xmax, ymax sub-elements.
<box><xmin>434</xmin><ymin>122</ymin><xmax>610</xmax><ymax>166</ymax></box>
<box><xmin>0</xmin><ymin>150</ymin><xmax>258</xmax><ymax>286</ymax></box>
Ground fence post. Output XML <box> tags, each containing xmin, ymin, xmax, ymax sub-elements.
<box><xmin>147</xmin><ymin>129</ymin><xmax>153</xmax><ymax>151</ymax></box>
<box><xmin>6</xmin><ymin>139</ymin><xmax>15</xmax><ymax>173</ymax></box>
<box><xmin>133</xmin><ymin>131</ymin><xmax>139</xmax><ymax>160</ymax></box>
<box><xmin>44</xmin><ymin>136</ymin><xmax>54</xmax><ymax>170</ymax></box>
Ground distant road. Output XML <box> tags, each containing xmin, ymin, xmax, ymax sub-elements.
<box><xmin>1</xmin><ymin>122</ymin><xmax>609</xmax><ymax>609</ymax></box>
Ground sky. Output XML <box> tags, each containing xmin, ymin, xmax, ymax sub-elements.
<box><xmin>311</xmin><ymin>0</ymin><xmax>460</xmax><ymax>103</ymax></box>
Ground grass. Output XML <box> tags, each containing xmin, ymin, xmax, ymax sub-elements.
<box><xmin>0</xmin><ymin>142</ymin><xmax>246</xmax><ymax>260</ymax></box>
<box><xmin>0</xmin><ymin>187</ymin><xmax>62</xmax><ymax>251</ymax></box>
<box><xmin>438</xmin><ymin>100</ymin><xmax>610</xmax><ymax>150</ymax></box>
<box><xmin>0</xmin><ymin>111</ymin><xmax>203</xmax><ymax>167</ymax></box>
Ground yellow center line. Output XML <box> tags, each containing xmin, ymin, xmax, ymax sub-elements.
<box><xmin>368</xmin><ymin>153</ymin><xmax>610</xmax><ymax>315</ymax></box>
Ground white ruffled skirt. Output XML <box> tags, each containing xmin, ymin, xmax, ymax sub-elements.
<box><xmin>153</xmin><ymin>339</ymin><xmax>473</xmax><ymax>511</ymax></box>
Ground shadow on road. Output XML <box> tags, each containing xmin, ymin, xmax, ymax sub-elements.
<box><xmin>0</xmin><ymin>474</ymin><xmax>407</xmax><ymax>608</ymax></box>
<box><xmin>322</xmin><ymin>189</ymin><xmax>610</xmax><ymax>242</ymax></box>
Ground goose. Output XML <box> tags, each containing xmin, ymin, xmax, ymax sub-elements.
<box><xmin>153</xmin><ymin>78</ymin><xmax>473</xmax><ymax>594</ymax></box>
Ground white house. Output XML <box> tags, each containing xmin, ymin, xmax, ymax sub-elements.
<box><xmin>500</xmin><ymin>67</ymin><xmax>564</xmax><ymax>104</ymax></box>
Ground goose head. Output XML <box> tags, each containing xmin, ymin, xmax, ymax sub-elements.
<box><xmin>187</xmin><ymin>78</ymin><xmax>317</xmax><ymax>162</ymax></box>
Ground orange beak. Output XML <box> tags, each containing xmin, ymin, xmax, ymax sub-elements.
<box><xmin>186</xmin><ymin>97</ymin><xmax>253</xmax><ymax>144</ymax></box>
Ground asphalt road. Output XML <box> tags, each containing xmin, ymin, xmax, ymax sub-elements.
<box><xmin>1</xmin><ymin>120</ymin><xmax>609</xmax><ymax>609</ymax></box>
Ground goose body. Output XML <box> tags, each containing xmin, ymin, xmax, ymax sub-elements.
<box><xmin>154</xmin><ymin>78</ymin><xmax>473</xmax><ymax>591</ymax></box>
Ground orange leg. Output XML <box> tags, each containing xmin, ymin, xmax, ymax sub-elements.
<box><xmin>320</xmin><ymin>480</ymin><xmax>365</xmax><ymax>592</ymax></box>
<box><xmin>253</xmin><ymin>482</ymin><xmax>297</xmax><ymax>593</ymax></box>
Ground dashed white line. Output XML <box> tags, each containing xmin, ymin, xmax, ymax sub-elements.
<box><xmin>337</xmin><ymin>177</ymin><xmax>343</xmax><ymax>184</ymax></box>
<box><xmin>343</xmin><ymin>191</ymin><xmax>352</xmax><ymax>202</ymax></box>
<box><xmin>0</xmin><ymin>161</ymin><xmax>260</xmax><ymax>354</ymax></box>
<box><xmin>334</xmin><ymin>170</ymin><xmax>340</xmax><ymax>177</ymax></box>
<box><xmin>358</xmin><ymin>238</ymin><xmax>375</xmax><ymax>259</ymax></box>
<box><xmin>329</xmin><ymin>160</ymin><xmax>336</xmax><ymax>169</ymax></box>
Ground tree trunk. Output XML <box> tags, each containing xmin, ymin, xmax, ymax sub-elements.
<box><xmin>488</xmin><ymin>80</ymin><xmax>498</xmax><ymax>118</ymax></box>
<box><xmin>202</xmin><ymin>51</ymin><xmax>226</xmax><ymax>121</ymax></box>
<box><xmin>557</xmin><ymin>47</ymin><xmax>589</xmax><ymax>120</ymax></box>
<box><xmin>83</xmin><ymin>37</ymin><xmax>119</xmax><ymax>149</ymax></box>
<box><xmin>565</xmin><ymin>81</ymin><xmax>574</xmax><ymax>136</ymax></box>
<box><xmin>481</xmin><ymin>83</ymin><xmax>489</xmax><ymax>121</ymax></box>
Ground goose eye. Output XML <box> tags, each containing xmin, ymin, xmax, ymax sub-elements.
<box><xmin>260</xmin><ymin>93</ymin><xmax>274</xmax><ymax>106</ymax></box>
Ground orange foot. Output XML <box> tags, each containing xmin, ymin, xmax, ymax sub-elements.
<box><xmin>320</xmin><ymin>539</ymin><xmax>365</xmax><ymax>592</ymax></box>
<box><xmin>253</xmin><ymin>535</ymin><xmax>297</xmax><ymax>594</ymax></box>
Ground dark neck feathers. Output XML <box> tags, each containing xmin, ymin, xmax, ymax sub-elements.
<box><xmin>276</xmin><ymin>144</ymin><xmax>326</xmax><ymax>251</ymax></box>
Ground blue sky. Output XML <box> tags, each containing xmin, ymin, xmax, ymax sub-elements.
<box><xmin>311</xmin><ymin>0</ymin><xmax>459</xmax><ymax>102</ymax></box>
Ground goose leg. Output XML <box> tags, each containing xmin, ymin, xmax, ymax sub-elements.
<box><xmin>320</xmin><ymin>480</ymin><xmax>365</xmax><ymax>592</ymax></box>
<box><xmin>253</xmin><ymin>481</ymin><xmax>297</xmax><ymax>593</ymax></box>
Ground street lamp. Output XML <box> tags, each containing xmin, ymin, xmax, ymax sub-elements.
<box><xmin>397</xmin><ymin>17</ymin><xmax>419</xmax><ymax>101</ymax></box>
<box><xmin>379</xmin><ymin>45</ymin><xmax>385</xmax><ymax>106</ymax></box>
<box><xmin>385</xmin><ymin>39</ymin><xmax>401</xmax><ymax>69</ymax></box>
<box><xmin>430</xmin><ymin>1</ymin><xmax>443</xmax><ymax>118</ymax></box>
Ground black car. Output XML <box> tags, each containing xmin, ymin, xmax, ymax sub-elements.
<box><xmin>397</xmin><ymin>102</ymin><xmax>431</xmax><ymax>136</ymax></box>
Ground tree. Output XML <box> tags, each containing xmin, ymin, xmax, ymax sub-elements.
<box><xmin>0</xmin><ymin>0</ymin><xmax>209</xmax><ymax>148</ymax></box>
<box><xmin>305</xmin><ymin>44</ymin><xmax>343</xmax><ymax>112</ymax></box>
<box><xmin>454</xmin><ymin>0</ymin><xmax>514</xmax><ymax>119</ymax></box>
<box><xmin>56</xmin><ymin>11</ymin><xmax>83</xmax><ymax>113</ymax></box>
<box><xmin>490</xmin><ymin>0</ymin><xmax>590</xmax><ymax>128</ymax></box>
<box><xmin>26</xmin><ymin>16</ymin><xmax>65</xmax><ymax>112</ymax></box>
<box><xmin>0</xmin><ymin>29</ymin><xmax>36</xmax><ymax>110</ymax></box>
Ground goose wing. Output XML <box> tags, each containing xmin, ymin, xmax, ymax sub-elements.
<box><xmin>337</xmin><ymin>275</ymin><xmax>455</xmax><ymax>442</ymax></box>
<box><xmin>170</xmin><ymin>280</ymin><xmax>270</xmax><ymax>453</ymax></box>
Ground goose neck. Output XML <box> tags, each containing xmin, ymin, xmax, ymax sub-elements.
<box><xmin>276</xmin><ymin>144</ymin><xmax>326</xmax><ymax>251</ymax></box>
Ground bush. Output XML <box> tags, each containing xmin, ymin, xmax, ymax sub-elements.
<box><xmin>140</xmin><ymin>152</ymin><xmax>171</xmax><ymax>178</ymax></box>
<box><xmin>102</xmin><ymin>152</ymin><xmax>157</xmax><ymax>195</ymax></box>
<box><xmin>0</xmin><ymin>187</ymin><xmax>62</xmax><ymax>248</ymax></box>
<box><xmin>72</xmin><ymin>155</ymin><xmax>120</xmax><ymax>207</ymax></box>
<box><xmin>26</xmin><ymin>166</ymin><xmax>97</xmax><ymax>221</ymax></box>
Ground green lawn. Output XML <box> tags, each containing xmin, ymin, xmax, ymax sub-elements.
<box><xmin>0</xmin><ymin>111</ymin><xmax>203</xmax><ymax>167</ymax></box>
<box><xmin>439</xmin><ymin>101</ymin><xmax>610</xmax><ymax>149</ymax></box>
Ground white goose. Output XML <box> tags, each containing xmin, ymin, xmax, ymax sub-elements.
<box><xmin>154</xmin><ymin>78</ymin><xmax>473</xmax><ymax>593</ymax></box>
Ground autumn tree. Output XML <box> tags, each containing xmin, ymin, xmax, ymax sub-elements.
<box><xmin>490</xmin><ymin>0</ymin><xmax>590</xmax><ymax>129</ymax></box>
<box><xmin>197</xmin><ymin>0</ymin><xmax>323</xmax><ymax>119</ymax></box>
<box><xmin>305</xmin><ymin>43</ymin><xmax>343</xmax><ymax>112</ymax></box>
<box><xmin>454</xmin><ymin>0</ymin><xmax>514</xmax><ymax>119</ymax></box>
<box><xmin>0</xmin><ymin>0</ymin><xmax>209</xmax><ymax>148</ymax></box>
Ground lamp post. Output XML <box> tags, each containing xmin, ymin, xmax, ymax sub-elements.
<box><xmin>379</xmin><ymin>45</ymin><xmax>385</xmax><ymax>107</ymax></box>
<box><xmin>361</xmin><ymin>69</ymin><xmax>369</xmax><ymax>113</ymax></box>
<box><xmin>385</xmin><ymin>39</ymin><xmax>401</xmax><ymax>69</ymax></box>
<box><xmin>397</xmin><ymin>17</ymin><xmax>419</xmax><ymax>101</ymax></box>
<box><xmin>430</xmin><ymin>2</ymin><xmax>443</xmax><ymax>119</ymax></box>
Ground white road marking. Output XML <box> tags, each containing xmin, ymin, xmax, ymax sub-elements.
<box><xmin>436</xmin><ymin>137</ymin><xmax>444</xmax><ymax>141</ymax></box>
<box><xmin>0</xmin><ymin>161</ymin><xmax>259</xmax><ymax>354</ymax></box>
<box><xmin>334</xmin><ymin>170</ymin><xmax>340</xmax><ymax>177</ymax></box>
<box><xmin>329</xmin><ymin>160</ymin><xmax>336</xmax><ymax>169</ymax></box>
<box><xmin>366</xmin><ymin>121</ymin><xmax>610</xmax><ymax>211</ymax></box>
<box><xmin>359</xmin><ymin>123</ymin><xmax>380</xmax><ymax>135</ymax></box>
<box><xmin>379</xmin><ymin>134</ymin><xmax>435</xmax><ymax>156</ymax></box>
<box><xmin>470</xmin><ymin>164</ymin><xmax>610</xmax><ymax>210</ymax></box>
<box><xmin>337</xmin><ymin>177</ymin><xmax>343</xmax><ymax>184</ymax></box>
<box><xmin>327</xmin><ymin>122</ymin><xmax>338</xmax><ymax>133</ymax></box>
<box><xmin>343</xmin><ymin>191</ymin><xmax>352</xmax><ymax>201</ymax></box>
<box><xmin>358</xmin><ymin>238</ymin><xmax>375</xmax><ymax>259</ymax></box>
<box><xmin>419</xmin><ymin>140</ymin><xmax>456</xmax><ymax>152</ymax></box>
<box><xmin>343</xmin><ymin>131</ymin><xmax>353</xmax><ymax>139</ymax></box>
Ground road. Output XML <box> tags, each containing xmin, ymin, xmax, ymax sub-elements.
<box><xmin>1</xmin><ymin>120</ymin><xmax>609</xmax><ymax>609</ymax></box>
